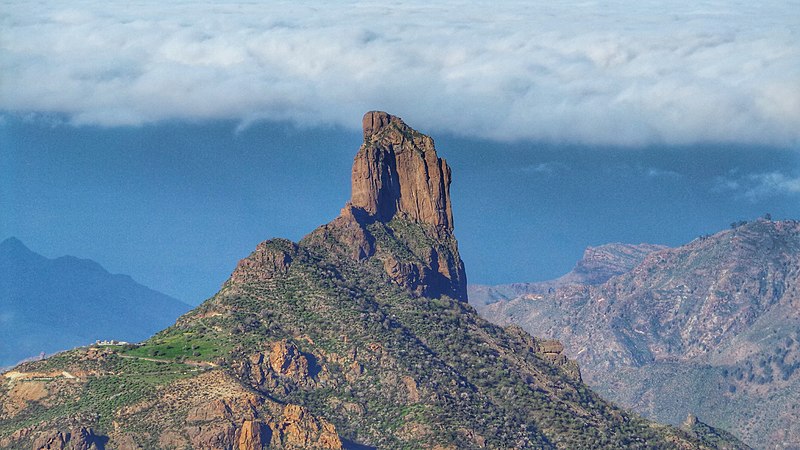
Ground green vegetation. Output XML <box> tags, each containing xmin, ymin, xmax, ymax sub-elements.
<box><xmin>0</xmin><ymin>354</ymin><xmax>193</xmax><ymax>439</ymax></box>
<box><xmin>123</xmin><ymin>329</ymin><xmax>229</xmax><ymax>362</ymax></box>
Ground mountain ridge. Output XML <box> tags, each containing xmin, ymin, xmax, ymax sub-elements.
<box><xmin>0</xmin><ymin>237</ymin><xmax>192</xmax><ymax>367</ymax></box>
<box><xmin>479</xmin><ymin>219</ymin><xmax>800</xmax><ymax>448</ymax></box>
<box><xmin>469</xmin><ymin>242</ymin><xmax>666</xmax><ymax>307</ymax></box>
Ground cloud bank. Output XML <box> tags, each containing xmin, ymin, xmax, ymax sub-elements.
<box><xmin>2</xmin><ymin>1</ymin><xmax>799</xmax><ymax>146</ymax></box>
<box><xmin>715</xmin><ymin>171</ymin><xmax>800</xmax><ymax>200</ymax></box>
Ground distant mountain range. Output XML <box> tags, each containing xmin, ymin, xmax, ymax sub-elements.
<box><xmin>469</xmin><ymin>242</ymin><xmax>666</xmax><ymax>307</ymax></box>
<box><xmin>0</xmin><ymin>237</ymin><xmax>191</xmax><ymax>367</ymax></box>
<box><xmin>476</xmin><ymin>219</ymin><xmax>800</xmax><ymax>449</ymax></box>
<box><xmin>0</xmin><ymin>113</ymin><xmax>746</xmax><ymax>449</ymax></box>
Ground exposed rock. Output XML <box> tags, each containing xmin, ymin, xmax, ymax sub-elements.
<box><xmin>353</xmin><ymin>111</ymin><xmax>454</xmax><ymax>231</ymax></box>
<box><xmin>505</xmin><ymin>325</ymin><xmax>581</xmax><ymax>382</ymax></box>
<box><xmin>185</xmin><ymin>422</ymin><xmax>237</xmax><ymax>450</ymax></box>
<box><xmin>567</xmin><ymin>243</ymin><xmax>668</xmax><ymax>285</ymax></box>
<box><xmin>361</xmin><ymin>110</ymin><xmax>394</xmax><ymax>140</ymax></box>
<box><xmin>236</xmin><ymin>340</ymin><xmax>320</xmax><ymax>393</ymax></box>
<box><xmin>4</xmin><ymin>379</ymin><xmax>49</xmax><ymax>417</ymax></box>
<box><xmin>269</xmin><ymin>340</ymin><xmax>310</xmax><ymax>383</ymax></box>
<box><xmin>482</xmin><ymin>219</ymin><xmax>800</xmax><ymax>448</ymax></box>
<box><xmin>32</xmin><ymin>427</ymin><xmax>103</xmax><ymax>450</ymax></box>
<box><xmin>0</xmin><ymin>427</ymin><xmax>34</xmax><ymax>448</ymax></box>
<box><xmin>401</xmin><ymin>375</ymin><xmax>421</xmax><ymax>403</ymax></box>
<box><xmin>113</xmin><ymin>433</ymin><xmax>144</xmax><ymax>450</ymax></box>
<box><xmin>230</xmin><ymin>239</ymin><xmax>298</xmax><ymax>285</ymax></box>
<box><xmin>0</xmin><ymin>112</ymin><xmax>747</xmax><ymax>450</ymax></box>
<box><xmin>237</xmin><ymin>420</ymin><xmax>269</xmax><ymax>450</ymax></box>
<box><xmin>273</xmin><ymin>404</ymin><xmax>342</xmax><ymax>449</ymax></box>
<box><xmin>157</xmin><ymin>430</ymin><xmax>187</xmax><ymax>449</ymax></box>
<box><xmin>305</xmin><ymin>111</ymin><xmax>468</xmax><ymax>301</ymax></box>
<box><xmin>186</xmin><ymin>399</ymin><xmax>233</xmax><ymax>423</ymax></box>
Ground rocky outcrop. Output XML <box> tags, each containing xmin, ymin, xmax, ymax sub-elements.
<box><xmin>305</xmin><ymin>111</ymin><xmax>467</xmax><ymax>301</ymax></box>
<box><xmin>181</xmin><ymin>394</ymin><xmax>341</xmax><ymax>450</ymax></box>
<box><xmin>237</xmin><ymin>420</ymin><xmax>267</xmax><ymax>450</ymax></box>
<box><xmin>566</xmin><ymin>243</ymin><xmax>668</xmax><ymax>285</ymax></box>
<box><xmin>1</xmin><ymin>111</ymin><xmax>747</xmax><ymax>450</ymax></box>
<box><xmin>235</xmin><ymin>339</ymin><xmax>326</xmax><ymax>397</ymax></box>
<box><xmin>274</xmin><ymin>404</ymin><xmax>342</xmax><ymax>449</ymax></box>
<box><xmin>32</xmin><ymin>427</ymin><xmax>104</xmax><ymax>450</ymax></box>
<box><xmin>268</xmin><ymin>341</ymin><xmax>310</xmax><ymax>382</ymax></box>
<box><xmin>230</xmin><ymin>239</ymin><xmax>298</xmax><ymax>285</ymax></box>
<box><xmin>353</xmin><ymin>111</ymin><xmax>454</xmax><ymax>231</ymax></box>
<box><xmin>505</xmin><ymin>325</ymin><xmax>581</xmax><ymax>382</ymax></box>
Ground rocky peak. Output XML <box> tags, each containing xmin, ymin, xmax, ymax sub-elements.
<box><xmin>304</xmin><ymin>112</ymin><xmax>467</xmax><ymax>302</ymax></box>
<box><xmin>361</xmin><ymin>110</ymin><xmax>394</xmax><ymax>140</ymax></box>
<box><xmin>0</xmin><ymin>237</ymin><xmax>44</xmax><ymax>266</ymax></box>
<box><xmin>351</xmin><ymin>111</ymin><xmax>454</xmax><ymax>231</ymax></box>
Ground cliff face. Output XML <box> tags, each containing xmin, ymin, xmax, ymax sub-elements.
<box><xmin>352</xmin><ymin>111</ymin><xmax>454</xmax><ymax>231</ymax></box>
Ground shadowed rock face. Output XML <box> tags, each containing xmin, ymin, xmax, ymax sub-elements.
<box><xmin>352</xmin><ymin>111</ymin><xmax>454</xmax><ymax>231</ymax></box>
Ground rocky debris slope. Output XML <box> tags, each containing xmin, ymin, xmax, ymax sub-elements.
<box><xmin>480</xmin><ymin>219</ymin><xmax>800</xmax><ymax>449</ymax></box>
<box><xmin>0</xmin><ymin>113</ymin><xmax>746</xmax><ymax>450</ymax></box>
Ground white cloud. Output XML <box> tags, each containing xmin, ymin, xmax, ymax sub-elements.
<box><xmin>745</xmin><ymin>173</ymin><xmax>800</xmax><ymax>198</ymax></box>
<box><xmin>644</xmin><ymin>167</ymin><xmax>681</xmax><ymax>178</ymax></box>
<box><xmin>714</xmin><ymin>171</ymin><xmax>800</xmax><ymax>199</ymax></box>
<box><xmin>520</xmin><ymin>162</ymin><xmax>568</xmax><ymax>175</ymax></box>
<box><xmin>1</xmin><ymin>0</ymin><xmax>799</xmax><ymax>147</ymax></box>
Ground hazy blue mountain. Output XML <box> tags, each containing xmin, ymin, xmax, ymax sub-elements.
<box><xmin>0</xmin><ymin>237</ymin><xmax>191</xmax><ymax>367</ymax></box>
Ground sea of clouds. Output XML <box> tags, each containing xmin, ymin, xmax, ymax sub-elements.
<box><xmin>2</xmin><ymin>0</ymin><xmax>799</xmax><ymax>146</ymax></box>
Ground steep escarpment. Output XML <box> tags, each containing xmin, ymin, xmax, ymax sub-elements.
<box><xmin>353</xmin><ymin>111</ymin><xmax>454</xmax><ymax>231</ymax></box>
<box><xmin>0</xmin><ymin>113</ymin><xmax>745</xmax><ymax>450</ymax></box>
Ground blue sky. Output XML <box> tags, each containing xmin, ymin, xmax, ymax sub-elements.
<box><xmin>2</xmin><ymin>1</ymin><xmax>799</xmax><ymax>303</ymax></box>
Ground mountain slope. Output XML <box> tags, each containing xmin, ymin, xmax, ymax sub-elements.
<box><xmin>0</xmin><ymin>238</ymin><xmax>192</xmax><ymax>367</ymax></box>
<box><xmin>469</xmin><ymin>243</ymin><xmax>666</xmax><ymax>307</ymax></box>
<box><xmin>0</xmin><ymin>112</ymin><xmax>745</xmax><ymax>449</ymax></box>
<box><xmin>480</xmin><ymin>220</ymin><xmax>800</xmax><ymax>449</ymax></box>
